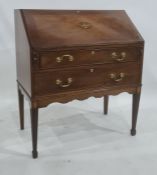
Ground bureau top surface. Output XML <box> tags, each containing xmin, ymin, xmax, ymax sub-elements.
<box><xmin>20</xmin><ymin>9</ymin><xmax>143</xmax><ymax>50</ymax></box>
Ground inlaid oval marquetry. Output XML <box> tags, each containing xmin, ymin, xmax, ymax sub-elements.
<box><xmin>79</xmin><ymin>22</ymin><xmax>92</xmax><ymax>29</ymax></box>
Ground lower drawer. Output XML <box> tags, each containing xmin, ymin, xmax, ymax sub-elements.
<box><xmin>33</xmin><ymin>62</ymin><xmax>140</xmax><ymax>96</ymax></box>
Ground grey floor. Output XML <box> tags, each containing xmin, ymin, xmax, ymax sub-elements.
<box><xmin>0</xmin><ymin>90</ymin><xmax>157</xmax><ymax>175</ymax></box>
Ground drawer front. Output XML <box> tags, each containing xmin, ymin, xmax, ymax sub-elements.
<box><xmin>33</xmin><ymin>62</ymin><xmax>140</xmax><ymax>96</ymax></box>
<box><xmin>38</xmin><ymin>48</ymin><xmax>139</xmax><ymax>69</ymax></box>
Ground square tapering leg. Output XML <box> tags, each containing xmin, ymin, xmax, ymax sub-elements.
<box><xmin>131</xmin><ymin>91</ymin><xmax>141</xmax><ymax>136</ymax></box>
<box><xmin>18</xmin><ymin>87</ymin><xmax>24</xmax><ymax>130</ymax></box>
<box><xmin>104</xmin><ymin>95</ymin><xmax>109</xmax><ymax>115</ymax></box>
<box><xmin>30</xmin><ymin>108</ymin><xmax>38</xmax><ymax>158</ymax></box>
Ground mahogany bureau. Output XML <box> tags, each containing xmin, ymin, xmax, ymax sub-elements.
<box><xmin>15</xmin><ymin>9</ymin><xmax>144</xmax><ymax>158</ymax></box>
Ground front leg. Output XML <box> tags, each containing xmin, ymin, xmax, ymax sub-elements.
<box><xmin>104</xmin><ymin>95</ymin><xmax>109</xmax><ymax>115</ymax></box>
<box><xmin>30</xmin><ymin>107</ymin><xmax>38</xmax><ymax>158</ymax></box>
<box><xmin>18</xmin><ymin>87</ymin><xmax>24</xmax><ymax>130</ymax></box>
<box><xmin>131</xmin><ymin>90</ymin><xmax>141</xmax><ymax>136</ymax></box>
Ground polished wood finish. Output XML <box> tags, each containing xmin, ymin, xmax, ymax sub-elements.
<box><xmin>18</xmin><ymin>87</ymin><xmax>24</xmax><ymax>129</ymax></box>
<box><xmin>131</xmin><ymin>89</ymin><xmax>141</xmax><ymax>136</ymax></box>
<box><xmin>15</xmin><ymin>9</ymin><xmax>144</xmax><ymax>158</ymax></box>
<box><xmin>21</xmin><ymin>10</ymin><xmax>143</xmax><ymax>49</ymax></box>
<box><xmin>39</xmin><ymin>47</ymin><xmax>139</xmax><ymax>69</ymax></box>
<box><xmin>30</xmin><ymin>108</ymin><xmax>38</xmax><ymax>158</ymax></box>
<box><xmin>104</xmin><ymin>96</ymin><xmax>109</xmax><ymax>115</ymax></box>
<box><xmin>34</xmin><ymin>62</ymin><xmax>140</xmax><ymax>96</ymax></box>
<box><xmin>14</xmin><ymin>10</ymin><xmax>32</xmax><ymax>96</ymax></box>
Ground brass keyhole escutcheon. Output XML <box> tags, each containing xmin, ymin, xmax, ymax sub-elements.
<box><xmin>90</xmin><ymin>68</ymin><xmax>94</xmax><ymax>73</ymax></box>
<box><xmin>91</xmin><ymin>51</ymin><xmax>95</xmax><ymax>55</ymax></box>
<box><xmin>33</xmin><ymin>57</ymin><xmax>38</xmax><ymax>61</ymax></box>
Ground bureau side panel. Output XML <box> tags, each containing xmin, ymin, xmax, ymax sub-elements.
<box><xmin>14</xmin><ymin>10</ymin><xmax>31</xmax><ymax>96</ymax></box>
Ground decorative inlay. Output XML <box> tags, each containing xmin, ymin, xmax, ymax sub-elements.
<box><xmin>79</xmin><ymin>22</ymin><xmax>92</xmax><ymax>29</ymax></box>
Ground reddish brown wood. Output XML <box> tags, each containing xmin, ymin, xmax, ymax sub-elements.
<box><xmin>104</xmin><ymin>96</ymin><xmax>109</xmax><ymax>115</ymax></box>
<box><xmin>33</xmin><ymin>62</ymin><xmax>140</xmax><ymax>96</ymax></box>
<box><xmin>18</xmin><ymin>87</ymin><xmax>24</xmax><ymax>129</ymax></box>
<box><xmin>30</xmin><ymin>108</ymin><xmax>38</xmax><ymax>158</ymax></box>
<box><xmin>14</xmin><ymin>10</ymin><xmax>32</xmax><ymax>96</ymax></box>
<box><xmin>131</xmin><ymin>89</ymin><xmax>141</xmax><ymax>136</ymax></box>
<box><xmin>32</xmin><ymin>85</ymin><xmax>139</xmax><ymax>108</ymax></box>
<box><xmin>21</xmin><ymin>10</ymin><xmax>143</xmax><ymax>50</ymax></box>
<box><xmin>15</xmin><ymin>9</ymin><xmax>144</xmax><ymax>158</ymax></box>
<box><xmin>39</xmin><ymin>47</ymin><xmax>139</xmax><ymax>69</ymax></box>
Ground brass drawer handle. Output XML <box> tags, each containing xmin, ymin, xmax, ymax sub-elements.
<box><xmin>110</xmin><ymin>73</ymin><xmax>125</xmax><ymax>82</ymax></box>
<box><xmin>111</xmin><ymin>52</ymin><xmax>118</xmax><ymax>59</ymax></box>
<box><xmin>90</xmin><ymin>68</ymin><xmax>94</xmax><ymax>73</ymax></box>
<box><xmin>91</xmin><ymin>51</ymin><xmax>95</xmax><ymax>55</ymax></box>
<box><xmin>117</xmin><ymin>52</ymin><xmax>126</xmax><ymax>62</ymax></box>
<box><xmin>56</xmin><ymin>55</ymin><xmax>74</xmax><ymax>63</ymax></box>
<box><xmin>111</xmin><ymin>52</ymin><xmax>126</xmax><ymax>62</ymax></box>
<box><xmin>121</xmin><ymin>52</ymin><xmax>126</xmax><ymax>59</ymax></box>
<box><xmin>56</xmin><ymin>78</ymin><xmax>73</xmax><ymax>88</ymax></box>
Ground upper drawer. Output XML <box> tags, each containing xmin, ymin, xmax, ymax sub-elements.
<box><xmin>36</xmin><ymin>48</ymin><xmax>139</xmax><ymax>69</ymax></box>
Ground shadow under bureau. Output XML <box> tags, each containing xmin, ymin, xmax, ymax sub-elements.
<box><xmin>15</xmin><ymin>9</ymin><xmax>144</xmax><ymax>158</ymax></box>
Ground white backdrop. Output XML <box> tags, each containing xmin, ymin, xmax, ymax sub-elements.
<box><xmin>0</xmin><ymin>0</ymin><xmax>157</xmax><ymax>175</ymax></box>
